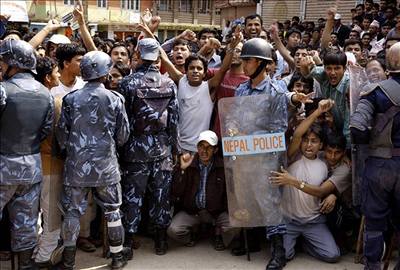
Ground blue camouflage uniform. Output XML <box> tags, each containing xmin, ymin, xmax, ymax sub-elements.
<box><xmin>119</xmin><ymin>63</ymin><xmax>179</xmax><ymax>234</ymax></box>
<box><xmin>56</xmin><ymin>81</ymin><xmax>130</xmax><ymax>253</ymax></box>
<box><xmin>0</xmin><ymin>73</ymin><xmax>54</xmax><ymax>252</ymax></box>
<box><xmin>350</xmin><ymin>76</ymin><xmax>400</xmax><ymax>270</ymax></box>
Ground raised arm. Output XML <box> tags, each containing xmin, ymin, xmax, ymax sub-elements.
<box><xmin>161</xmin><ymin>29</ymin><xmax>196</xmax><ymax>53</ymax></box>
<box><xmin>208</xmin><ymin>26</ymin><xmax>242</xmax><ymax>97</ymax></box>
<box><xmin>197</xmin><ymin>37</ymin><xmax>221</xmax><ymax>60</ymax></box>
<box><xmin>300</xmin><ymin>55</ymin><xmax>316</xmax><ymax>78</ymax></box>
<box><xmin>29</xmin><ymin>19</ymin><xmax>61</xmax><ymax>48</ymax></box>
<box><xmin>287</xmin><ymin>99</ymin><xmax>335</xmax><ymax>159</ymax></box>
<box><xmin>269</xmin><ymin>23</ymin><xmax>295</xmax><ymax>69</ymax></box>
<box><xmin>160</xmin><ymin>46</ymin><xmax>184</xmax><ymax>85</ymax></box>
<box><xmin>321</xmin><ymin>7</ymin><xmax>336</xmax><ymax>50</ymax></box>
<box><xmin>73</xmin><ymin>1</ymin><xmax>97</xmax><ymax>51</ymax></box>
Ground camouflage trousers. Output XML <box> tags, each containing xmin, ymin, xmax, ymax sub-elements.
<box><xmin>0</xmin><ymin>182</ymin><xmax>41</xmax><ymax>252</ymax></box>
<box><xmin>121</xmin><ymin>157</ymin><xmax>173</xmax><ymax>234</ymax></box>
<box><xmin>60</xmin><ymin>183</ymin><xmax>124</xmax><ymax>253</ymax></box>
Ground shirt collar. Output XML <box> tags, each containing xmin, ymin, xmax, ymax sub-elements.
<box><xmin>199</xmin><ymin>157</ymin><xmax>214</xmax><ymax>170</ymax></box>
<box><xmin>9</xmin><ymin>72</ymin><xmax>33</xmax><ymax>81</ymax></box>
<box><xmin>252</xmin><ymin>76</ymin><xmax>271</xmax><ymax>92</ymax></box>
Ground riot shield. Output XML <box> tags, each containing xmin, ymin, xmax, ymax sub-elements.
<box><xmin>348</xmin><ymin>65</ymin><xmax>377</xmax><ymax>207</ymax></box>
<box><xmin>218</xmin><ymin>94</ymin><xmax>287</xmax><ymax>227</ymax></box>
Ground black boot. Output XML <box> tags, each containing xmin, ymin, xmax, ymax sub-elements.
<box><xmin>154</xmin><ymin>228</ymin><xmax>168</xmax><ymax>255</ymax></box>
<box><xmin>266</xmin><ymin>235</ymin><xmax>286</xmax><ymax>270</ymax></box>
<box><xmin>111</xmin><ymin>251</ymin><xmax>127</xmax><ymax>270</ymax></box>
<box><xmin>60</xmin><ymin>246</ymin><xmax>76</xmax><ymax>270</ymax></box>
<box><xmin>122</xmin><ymin>233</ymin><xmax>134</xmax><ymax>261</ymax></box>
<box><xmin>231</xmin><ymin>229</ymin><xmax>261</xmax><ymax>256</ymax></box>
<box><xmin>17</xmin><ymin>249</ymin><xmax>38</xmax><ymax>270</ymax></box>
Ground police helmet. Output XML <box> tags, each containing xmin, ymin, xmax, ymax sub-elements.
<box><xmin>0</xmin><ymin>39</ymin><xmax>37</xmax><ymax>71</ymax></box>
<box><xmin>80</xmin><ymin>51</ymin><xmax>113</xmax><ymax>81</ymax></box>
<box><xmin>240</xmin><ymin>38</ymin><xmax>274</xmax><ymax>61</ymax></box>
<box><xmin>387</xmin><ymin>42</ymin><xmax>400</xmax><ymax>73</ymax></box>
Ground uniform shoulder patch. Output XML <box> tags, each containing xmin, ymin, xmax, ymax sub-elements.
<box><xmin>360</xmin><ymin>83</ymin><xmax>379</xmax><ymax>97</ymax></box>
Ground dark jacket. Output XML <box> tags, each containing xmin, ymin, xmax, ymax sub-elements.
<box><xmin>171</xmin><ymin>155</ymin><xmax>227</xmax><ymax>217</ymax></box>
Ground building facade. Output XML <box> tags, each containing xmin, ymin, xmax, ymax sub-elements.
<box><xmin>152</xmin><ymin>0</ymin><xmax>221</xmax><ymax>42</ymax></box>
<box><xmin>27</xmin><ymin>0</ymin><xmax>221</xmax><ymax>41</ymax></box>
<box><xmin>261</xmin><ymin>0</ymin><xmax>359</xmax><ymax>27</ymax></box>
<box><xmin>28</xmin><ymin>0</ymin><xmax>151</xmax><ymax>39</ymax></box>
<box><xmin>215</xmin><ymin>0</ymin><xmax>370</xmax><ymax>28</ymax></box>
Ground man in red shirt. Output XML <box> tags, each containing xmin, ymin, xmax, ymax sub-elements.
<box><xmin>212</xmin><ymin>41</ymin><xmax>248</xmax><ymax>139</ymax></box>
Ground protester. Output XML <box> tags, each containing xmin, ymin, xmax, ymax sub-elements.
<box><xmin>168</xmin><ymin>130</ymin><xmax>237</xmax><ymax>250</ymax></box>
<box><xmin>33</xmin><ymin>56</ymin><xmax>64</xmax><ymax>267</ymax></box>
<box><xmin>271</xmin><ymin>99</ymin><xmax>341</xmax><ymax>263</ymax></box>
<box><xmin>51</xmin><ymin>43</ymin><xmax>86</xmax><ymax>98</ymax></box>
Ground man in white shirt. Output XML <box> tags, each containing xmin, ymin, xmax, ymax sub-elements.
<box><xmin>271</xmin><ymin>99</ymin><xmax>340</xmax><ymax>263</ymax></box>
<box><xmin>50</xmin><ymin>43</ymin><xmax>86</xmax><ymax>98</ymax></box>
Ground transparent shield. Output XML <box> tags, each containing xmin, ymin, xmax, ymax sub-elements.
<box><xmin>218</xmin><ymin>94</ymin><xmax>288</xmax><ymax>227</ymax></box>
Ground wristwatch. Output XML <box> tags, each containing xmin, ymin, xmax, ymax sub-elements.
<box><xmin>299</xmin><ymin>181</ymin><xmax>306</xmax><ymax>190</ymax></box>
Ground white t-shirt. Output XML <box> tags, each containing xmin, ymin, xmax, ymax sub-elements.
<box><xmin>50</xmin><ymin>77</ymin><xmax>85</xmax><ymax>98</ymax></box>
<box><xmin>281</xmin><ymin>155</ymin><xmax>328</xmax><ymax>223</ymax></box>
<box><xmin>177</xmin><ymin>75</ymin><xmax>213</xmax><ymax>152</ymax></box>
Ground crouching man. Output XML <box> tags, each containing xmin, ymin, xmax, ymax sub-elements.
<box><xmin>168</xmin><ymin>131</ymin><xmax>236</xmax><ymax>250</ymax></box>
<box><xmin>56</xmin><ymin>51</ymin><xmax>130</xmax><ymax>269</ymax></box>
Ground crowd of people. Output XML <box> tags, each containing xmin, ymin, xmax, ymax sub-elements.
<box><xmin>0</xmin><ymin>0</ymin><xmax>400</xmax><ymax>269</ymax></box>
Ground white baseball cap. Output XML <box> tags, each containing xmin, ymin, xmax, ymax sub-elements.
<box><xmin>197</xmin><ymin>130</ymin><xmax>218</xmax><ymax>146</ymax></box>
<box><xmin>49</xmin><ymin>34</ymin><xmax>71</xmax><ymax>45</ymax></box>
<box><xmin>334</xmin><ymin>14</ymin><xmax>341</xmax><ymax>20</ymax></box>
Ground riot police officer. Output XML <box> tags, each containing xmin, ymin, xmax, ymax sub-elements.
<box><xmin>56</xmin><ymin>51</ymin><xmax>130</xmax><ymax>270</ymax></box>
<box><xmin>0</xmin><ymin>39</ymin><xmax>54</xmax><ymax>269</ymax></box>
<box><xmin>234</xmin><ymin>38</ymin><xmax>288</xmax><ymax>270</ymax></box>
<box><xmin>119</xmin><ymin>38</ymin><xmax>179</xmax><ymax>257</ymax></box>
<box><xmin>350</xmin><ymin>42</ymin><xmax>400</xmax><ymax>270</ymax></box>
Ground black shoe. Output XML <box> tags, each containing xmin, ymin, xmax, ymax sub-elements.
<box><xmin>35</xmin><ymin>260</ymin><xmax>52</xmax><ymax>269</ymax></box>
<box><xmin>154</xmin><ymin>228</ymin><xmax>168</xmax><ymax>255</ymax></box>
<box><xmin>18</xmin><ymin>249</ymin><xmax>38</xmax><ymax>270</ymax></box>
<box><xmin>60</xmin><ymin>246</ymin><xmax>77</xmax><ymax>270</ymax></box>
<box><xmin>184</xmin><ymin>229</ymin><xmax>198</xmax><ymax>247</ymax></box>
<box><xmin>266</xmin><ymin>235</ymin><xmax>286</xmax><ymax>270</ymax></box>
<box><xmin>122</xmin><ymin>232</ymin><xmax>134</xmax><ymax>260</ymax></box>
<box><xmin>111</xmin><ymin>252</ymin><xmax>127</xmax><ymax>270</ymax></box>
<box><xmin>121</xmin><ymin>247</ymin><xmax>133</xmax><ymax>261</ymax></box>
<box><xmin>213</xmin><ymin>235</ymin><xmax>225</xmax><ymax>251</ymax></box>
<box><xmin>231</xmin><ymin>230</ymin><xmax>261</xmax><ymax>256</ymax></box>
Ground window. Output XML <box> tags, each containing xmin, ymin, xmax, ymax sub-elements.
<box><xmin>121</xmin><ymin>0</ymin><xmax>139</xmax><ymax>10</ymax></box>
<box><xmin>198</xmin><ymin>0</ymin><xmax>211</xmax><ymax>14</ymax></box>
<box><xmin>97</xmin><ymin>0</ymin><xmax>107</xmax><ymax>8</ymax></box>
<box><xmin>179</xmin><ymin>0</ymin><xmax>192</xmax><ymax>13</ymax></box>
<box><xmin>157</xmin><ymin>0</ymin><xmax>172</xmax><ymax>11</ymax></box>
<box><xmin>64</xmin><ymin>0</ymin><xmax>75</xmax><ymax>5</ymax></box>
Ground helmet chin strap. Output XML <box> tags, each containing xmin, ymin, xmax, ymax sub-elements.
<box><xmin>250</xmin><ymin>59</ymin><xmax>268</xmax><ymax>80</ymax></box>
<box><xmin>2</xmin><ymin>65</ymin><xmax>12</xmax><ymax>80</ymax></box>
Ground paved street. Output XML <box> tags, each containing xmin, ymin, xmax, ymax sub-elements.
<box><xmin>2</xmin><ymin>236</ymin><xmax>397</xmax><ymax>270</ymax></box>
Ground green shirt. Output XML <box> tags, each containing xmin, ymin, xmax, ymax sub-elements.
<box><xmin>308</xmin><ymin>66</ymin><xmax>350</xmax><ymax>147</ymax></box>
